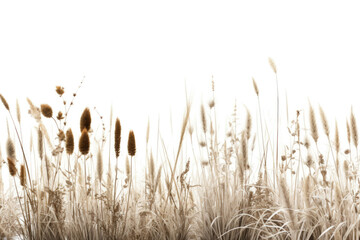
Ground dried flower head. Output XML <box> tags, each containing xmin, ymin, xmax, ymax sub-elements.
<box><xmin>0</xmin><ymin>94</ymin><xmax>9</xmax><ymax>111</ymax></box>
<box><xmin>56</xmin><ymin>86</ymin><xmax>65</xmax><ymax>96</ymax></box>
<box><xmin>127</xmin><ymin>130</ymin><xmax>136</xmax><ymax>156</ymax></box>
<box><xmin>66</xmin><ymin>129</ymin><xmax>74</xmax><ymax>155</ymax></box>
<box><xmin>114</xmin><ymin>118</ymin><xmax>121</xmax><ymax>158</ymax></box>
<box><xmin>40</xmin><ymin>104</ymin><xmax>53</xmax><ymax>118</ymax></box>
<box><xmin>80</xmin><ymin>108</ymin><xmax>91</xmax><ymax>132</ymax></box>
<box><xmin>57</xmin><ymin>111</ymin><xmax>64</xmax><ymax>120</ymax></box>
<box><xmin>79</xmin><ymin>129</ymin><xmax>90</xmax><ymax>155</ymax></box>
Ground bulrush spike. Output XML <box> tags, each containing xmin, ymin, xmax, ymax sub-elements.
<box><xmin>80</xmin><ymin>108</ymin><xmax>91</xmax><ymax>132</ymax></box>
<box><xmin>127</xmin><ymin>130</ymin><xmax>136</xmax><ymax>156</ymax></box>
<box><xmin>41</xmin><ymin>104</ymin><xmax>53</xmax><ymax>118</ymax></box>
<box><xmin>66</xmin><ymin>129</ymin><xmax>74</xmax><ymax>155</ymax></box>
<box><xmin>114</xmin><ymin>118</ymin><xmax>121</xmax><ymax>158</ymax></box>
<box><xmin>79</xmin><ymin>129</ymin><xmax>90</xmax><ymax>155</ymax></box>
<box><xmin>7</xmin><ymin>157</ymin><xmax>17</xmax><ymax>176</ymax></box>
<box><xmin>20</xmin><ymin>164</ymin><xmax>26</xmax><ymax>187</ymax></box>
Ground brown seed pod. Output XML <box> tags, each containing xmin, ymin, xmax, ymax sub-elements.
<box><xmin>40</xmin><ymin>104</ymin><xmax>53</xmax><ymax>118</ymax></box>
<box><xmin>114</xmin><ymin>118</ymin><xmax>121</xmax><ymax>158</ymax></box>
<box><xmin>127</xmin><ymin>130</ymin><xmax>136</xmax><ymax>156</ymax></box>
<box><xmin>80</xmin><ymin>108</ymin><xmax>91</xmax><ymax>132</ymax></box>
<box><xmin>66</xmin><ymin>129</ymin><xmax>74</xmax><ymax>155</ymax></box>
<box><xmin>79</xmin><ymin>128</ymin><xmax>90</xmax><ymax>155</ymax></box>
<box><xmin>7</xmin><ymin>157</ymin><xmax>17</xmax><ymax>176</ymax></box>
<box><xmin>56</xmin><ymin>86</ymin><xmax>64</xmax><ymax>96</ymax></box>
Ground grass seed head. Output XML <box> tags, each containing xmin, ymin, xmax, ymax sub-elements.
<box><xmin>0</xmin><ymin>94</ymin><xmax>9</xmax><ymax>111</ymax></box>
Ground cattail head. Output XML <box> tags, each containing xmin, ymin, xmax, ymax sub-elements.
<box><xmin>66</xmin><ymin>129</ymin><xmax>74</xmax><ymax>155</ymax></box>
<box><xmin>0</xmin><ymin>94</ymin><xmax>9</xmax><ymax>111</ymax></box>
<box><xmin>7</xmin><ymin>157</ymin><xmax>17</xmax><ymax>176</ymax></box>
<box><xmin>6</xmin><ymin>138</ymin><xmax>16</xmax><ymax>160</ymax></box>
<box><xmin>38</xmin><ymin>128</ymin><xmax>43</xmax><ymax>159</ymax></box>
<box><xmin>127</xmin><ymin>130</ymin><xmax>136</xmax><ymax>156</ymax></box>
<box><xmin>79</xmin><ymin>128</ymin><xmax>90</xmax><ymax>155</ymax></box>
<box><xmin>40</xmin><ymin>104</ymin><xmax>53</xmax><ymax>118</ymax></box>
<box><xmin>114</xmin><ymin>118</ymin><xmax>121</xmax><ymax>158</ymax></box>
<box><xmin>80</xmin><ymin>108</ymin><xmax>91</xmax><ymax>132</ymax></box>
<box><xmin>252</xmin><ymin>77</ymin><xmax>259</xmax><ymax>96</ymax></box>
<box><xmin>20</xmin><ymin>164</ymin><xmax>26</xmax><ymax>187</ymax></box>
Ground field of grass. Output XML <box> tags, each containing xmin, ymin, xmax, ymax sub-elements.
<box><xmin>0</xmin><ymin>60</ymin><xmax>359</xmax><ymax>240</ymax></box>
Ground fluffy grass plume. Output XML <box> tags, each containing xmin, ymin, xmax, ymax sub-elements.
<box><xmin>350</xmin><ymin>108</ymin><xmax>358</xmax><ymax>147</ymax></box>
<box><xmin>309</xmin><ymin>103</ymin><xmax>318</xmax><ymax>143</ymax></box>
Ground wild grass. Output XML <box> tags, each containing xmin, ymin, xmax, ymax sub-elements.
<box><xmin>1</xmin><ymin>62</ymin><xmax>360</xmax><ymax>239</ymax></box>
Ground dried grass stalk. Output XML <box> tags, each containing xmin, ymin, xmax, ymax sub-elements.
<box><xmin>37</xmin><ymin>127</ymin><xmax>43</xmax><ymax>159</ymax></box>
<box><xmin>335</xmin><ymin>121</ymin><xmax>340</xmax><ymax>154</ymax></box>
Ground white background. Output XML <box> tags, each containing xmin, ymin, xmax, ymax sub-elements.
<box><xmin>1</xmin><ymin>1</ymin><xmax>360</xmax><ymax>183</ymax></box>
